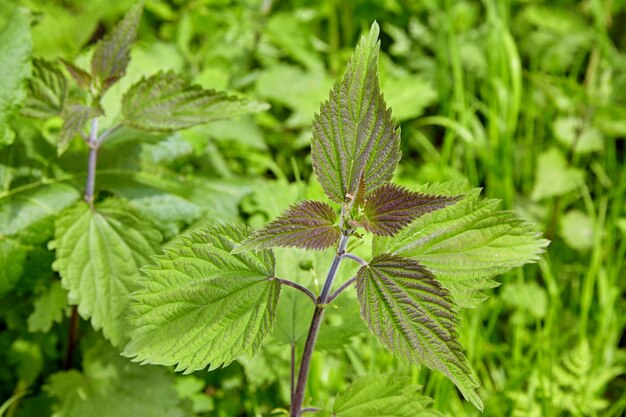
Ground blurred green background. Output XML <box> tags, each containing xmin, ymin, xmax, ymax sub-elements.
<box><xmin>0</xmin><ymin>0</ymin><xmax>625</xmax><ymax>416</ymax></box>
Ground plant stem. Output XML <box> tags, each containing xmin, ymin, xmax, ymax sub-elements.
<box><xmin>278</xmin><ymin>278</ymin><xmax>317</xmax><ymax>304</ymax></box>
<box><xmin>84</xmin><ymin>118</ymin><xmax>99</xmax><ymax>207</ymax></box>
<box><xmin>327</xmin><ymin>276</ymin><xmax>357</xmax><ymax>303</ymax></box>
<box><xmin>64</xmin><ymin>305</ymin><xmax>79</xmax><ymax>369</ymax></box>
<box><xmin>290</xmin><ymin>231</ymin><xmax>349</xmax><ymax>417</ymax></box>
<box><xmin>340</xmin><ymin>252</ymin><xmax>368</xmax><ymax>267</ymax></box>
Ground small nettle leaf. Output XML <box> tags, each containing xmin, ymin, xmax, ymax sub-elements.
<box><xmin>21</xmin><ymin>59</ymin><xmax>67</xmax><ymax>119</ymax></box>
<box><xmin>356</xmin><ymin>183</ymin><xmax>460</xmax><ymax>236</ymax></box>
<box><xmin>356</xmin><ymin>254</ymin><xmax>482</xmax><ymax>410</ymax></box>
<box><xmin>90</xmin><ymin>1</ymin><xmax>143</xmax><ymax>92</ymax></box>
<box><xmin>121</xmin><ymin>71</ymin><xmax>269</xmax><ymax>132</ymax></box>
<box><xmin>311</xmin><ymin>22</ymin><xmax>401</xmax><ymax>203</ymax></box>
<box><xmin>58</xmin><ymin>104</ymin><xmax>103</xmax><ymax>155</ymax></box>
<box><xmin>237</xmin><ymin>200</ymin><xmax>340</xmax><ymax>252</ymax></box>
<box><xmin>27</xmin><ymin>281</ymin><xmax>68</xmax><ymax>333</ymax></box>
<box><xmin>54</xmin><ymin>199</ymin><xmax>162</xmax><ymax>346</ymax></box>
<box><xmin>60</xmin><ymin>59</ymin><xmax>92</xmax><ymax>89</ymax></box>
<box><xmin>123</xmin><ymin>223</ymin><xmax>281</xmax><ymax>373</ymax></box>
<box><xmin>374</xmin><ymin>184</ymin><xmax>549</xmax><ymax>307</ymax></box>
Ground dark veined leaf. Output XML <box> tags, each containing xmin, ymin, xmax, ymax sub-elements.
<box><xmin>90</xmin><ymin>1</ymin><xmax>143</xmax><ymax>92</ymax></box>
<box><xmin>356</xmin><ymin>184</ymin><xmax>460</xmax><ymax>236</ymax></box>
<box><xmin>121</xmin><ymin>71</ymin><xmax>269</xmax><ymax>132</ymax></box>
<box><xmin>123</xmin><ymin>223</ymin><xmax>281</xmax><ymax>373</ymax></box>
<box><xmin>58</xmin><ymin>104</ymin><xmax>103</xmax><ymax>155</ymax></box>
<box><xmin>21</xmin><ymin>59</ymin><xmax>67</xmax><ymax>118</ymax></box>
<box><xmin>237</xmin><ymin>200</ymin><xmax>340</xmax><ymax>252</ymax></box>
<box><xmin>374</xmin><ymin>183</ymin><xmax>548</xmax><ymax>307</ymax></box>
<box><xmin>312</xmin><ymin>22</ymin><xmax>401</xmax><ymax>203</ymax></box>
<box><xmin>60</xmin><ymin>59</ymin><xmax>92</xmax><ymax>89</ymax></box>
<box><xmin>53</xmin><ymin>199</ymin><xmax>162</xmax><ymax>346</ymax></box>
<box><xmin>326</xmin><ymin>374</ymin><xmax>443</xmax><ymax>417</ymax></box>
<box><xmin>356</xmin><ymin>254</ymin><xmax>482</xmax><ymax>410</ymax></box>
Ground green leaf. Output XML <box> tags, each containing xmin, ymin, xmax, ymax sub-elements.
<box><xmin>0</xmin><ymin>8</ymin><xmax>32</xmax><ymax>145</ymax></box>
<box><xmin>46</xmin><ymin>340</ymin><xmax>186</xmax><ymax>417</ymax></box>
<box><xmin>60</xmin><ymin>59</ymin><xmax>92</xmax><ymax>89</ymax></box>
<box><xmin>356</xmin><ymin>184</ymin><xmax>459</xmax><ymax>236</ymax></box>
<box><xmin>531</xmin><ymin>147</ymin><xmax>584</xmax><ymax>201</ymax></box>
<box><xmin>27</xmin><ymin>281</ymin><xmax>68</xmax><ymax>333</ymax></box>
<box><xmin>90</xmin><ymin>2</ymin><xmax>143</xmax><ymax>92</ymax></box>
<box><xmin>553</xmin><ymin>116</ymin><xmax>603</xmax><ymax>154</ymax></box>
<box><xmin>374</xmin><ymin>184</ymin><xmax>548</xmax><ymax>307</ymax></box>
<box><xmin>21</xmin><ymin>59</ymin><xmax>67</xmax><ymax>119</ymax></box>
<box><xmin>559</xmin><ymin>209</ymin><xmax>594</xmax><ymax>252</ymax></box>
<box><xmin>123</xmin><ymin>223</ymin><xmax>281</xmax><ymax>373</ymax></box>
<box><xmin>9</xmin><ymin>340</ymin><xmax>43</xmax><ymax>385</ymax></box>
<box><xmin>355</xmin><ymin>254</ymin><xmax>482</xmax><ymax>410</ymax></box>
<box><xmin>121</xmin><ymin>71</ymin><xmax>268</xmax><ymax>132</ymax></box>
<box><xmin>329</xmin><ymin>374</ymin><xmax>442</xmax><ymax>417</ymax></box>
<box><xmin>0</xmin><ymin>238</ymin><xmax>27</xmax><ymax>297</ymax></box>
<box><xmin>59</xmin><ymin>104</ymin><xmax>103</xmax><ymax>155</ymax></box>
<box><xmin>311</xmin><ymin>22</ymin><xmax>401</xmax><ymax>203</ymax></box>
<box><xmin>238</xmin><ymin>200</ymin><xmax>340</xmax><ymax>252</ymax></box>
<box><xmin>53</xmin><ymin>199</ymin><xmax>162</xmax><ymax>346</ymax></box>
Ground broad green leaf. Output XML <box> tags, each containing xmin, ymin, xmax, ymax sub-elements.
<box><xmin>59</xmin><ymin>104</ymin><xmax>103</xmax><ymax>155</ymax></box>
<box><xmin>559</xmin><ymin>209</ymin><xmax>594</xmax><ymax>252</ymax></box>
<box><xmin>53</xmin><ymin>199</ymin><xmax>162</xmax><ymax>346</ymax></box>
<box><xmin>501</xmin><ymin>282</ymin><xmax>547</xmax><ymax>320</ymax></box>
<box><xmin>328</xmin><ymin>374</ymin><xmax>442</xmax><ymax>417</ymax></box>
<box><xmin>0</xmin><ymin>238</ymin><xmax>27</xmax><ymax>297</ymax></box>
<box><xmin>0</xmin><ymin>8</ymin><xmax>32</xmax><ymax>145</ymax></box>
<box><xmin>238</xmin><ymin>200</ymin><xmax>340</xmax><ymax>252</ymax></box>
<box><xmin>531</xmin><ymin>147</ymin><xmax>584</xmax><ymax>201</ymax></box>
<box><xmin>124</xmin><ymin>223</ymin><xmax>281</xmax><ymax>373</ymax></box>
<box><xmin>374</xmin><ymin>184</ymin><xmax>548</xmax><ymax>307</ymax></box>
<box><xmin>121</xmin><ymin>71</ymin><xmax>268</xmax><ymax>132</ymax></box>
<box><xmin>46</xmin><ymin>340</ymin><xmax>186</xmax><ymax>417</ymax></box>
<box><xmin>311</xmin><ymin>22</ymin><xmax>401</xmax><ymax>203</ymax></box>
<box><xmin>355</xmin><ymin>254</ymin><xmax>482</xmax><ymax>410</ymax></box>
<box><xmin>356</xmin><ymin>184</ymin><xmax>459</xmax><ymax>236</ymax></box>
<box><xmin>27</xmin><ymin>281</ymin><xmax>68</xmax><ymax>332</ymax></box>
<box><xmin>21</xmin><ymin>59</ymin><xmax>67</xmax><ymax>119</ymax></box>
<box><xmin>553</xmin><ymin>116</ymin><xmax>603</xmax><ymax>154</ymax></box>
<box><xmin>90</xmin><ymin>2</ymin><xmax>142</xmax><ymax>92</ymax></box>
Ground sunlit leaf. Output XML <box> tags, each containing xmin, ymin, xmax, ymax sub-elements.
<box><xmin>238</xmin><ymin>200</ymin><xmax>340</xmax><ymax>252</ymax></box>
<box><xmin>124</xmin><ymin>223</ymin><xmax>281</xmax><ymax>373</ymax></box>
<box><xmin>356</xmin><ymin>254</ymin><xmax>482</xmax><ymax>410</ymax></box>
<box><xmin>21</xmin><ymin>59</ymin><xmax>67</xmax><ymax>119</ymax></box>
<box><xmin>27</xmin><ymin>281</ymin><xmax>68</xmax><ymax>332</ymax></box>
<box><xmin>122</xmin><ymin>71</ymin><xmax>268</xmax><ymax>132</ymax></box>
<box><xmin>311</xmin><ymin>22</ymin><xmax>401</xmax><ymax>203</ymax></box>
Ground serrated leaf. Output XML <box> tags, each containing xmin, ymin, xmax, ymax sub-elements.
<box><xmin>356</xmin><ymin>254</ymin><xmax>482</xmax><ymax>410</ymax></box>
<box><xmin>123</xmin><ymin>223</ymin><xmax>281</xmax><ymax>373</ymax></box>
<box><xmin>531</xmin><ymin>147</ymin><xmax>584</xmax><ymax>200</ymax></box>
<box><xmin>27</xmin><ymin>281</ymin><xmax>68</xmax><ymax>332</ymax></box>
<box><xmin>59</xmin><ymin>104</ymin><xmax>103</xmax><ymax>155</ymax></box>
<box><xmin>54</xmin><ymin>199</ymin><xmax>162</xmax><ymax>346</ymax></box>
<box><xmin>329</xmin><ymin>374</ymin><xmax>442</xmax><ymax>417</ymax></box>
<box><xmin>21</xmin><ymin>59</ymin><xmax>67</xmax><ymax>119</ymax></box>
<box><xmin>311</xmin><ymin>22</ymin><xmax>401</xmax><ymax>203</ymax></box>
<box><xmin>121</xmin><ymin>71</ymin><xmax>268</xmax><ymax>132</ymax></box>
<box><xmin>46</xmin><ymin>340</ymin><xmax>186</xmax><ymax>417</ymax></box>
<box><xmin>374</xmin><ymin>185</ymin><xmax>548</xmax><ymax>307</ymax></box>
<box><xmin>60</xmin><ymin>59</ymin><xmax>92</xmax><ymax>89</ymax></box>
<box><xmin>238</xmin><ymin>200</ymin><xmax>340</xmax><ymax>251</ymax></box>
<box><xmin>90</xmin><ymin>2</ymin><xmax>143</xmax><ymax>92</ymax></box>
<box><xmin>357</xmin><ymin>184</ymin><xmax>460</xmax><ymax>236</ymax></box>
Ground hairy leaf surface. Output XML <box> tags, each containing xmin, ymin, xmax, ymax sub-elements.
<box><xmin>311</xmin><ymin>22</ymin><xmax>401</xmax><ymax>203</ymax></box>
<box><xmin>357</xmin><ymin>184</ymin><xmax>459</xmax><ymax>236</ymax></box>
<box><xmin>54</xmin><ymin>199</ymin><xmax>161</xmax><ymax>346</ymax></box>
<box><xmin>21</xmin><ymin>59</ymin><xmax>67</xmax><ymax>118</ymax></box>
<box><xmin>124</xmin><ymin>223</ymin><xmax>281</xmax><ymax>373</ymax></box>
<box><xmin>374</xmin><ymin>184</ymin><xmax>548</xmax><ymax>307</ymax></box>
<box><xmin>238</xmin><ymin>200</ymin><xmax>339</xmax><ymax>251</ymax></box>
<box><xmin>122</xmin><ymin>71</ymin><xmax>268</xmax><ymax>132</ymax></box>
<box><xmin>59</xmin><ymin>104</ymin><xmax>103</xmax><ymax>155</ymax></box>
<box><xmin>356</xmin><ymin>254</ymin><xmax>482</xmax><ymax>410</ymax></box>
<box><xmin>90</xmin><ymin>2</ymin><xmax>142</xmax><ymax>92</ymax></box>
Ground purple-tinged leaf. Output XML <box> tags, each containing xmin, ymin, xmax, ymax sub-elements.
<box><xmin>237</xmin><ymin>200</ymin><xmax>340</xmax><ymax>252</ymax></box>
<box><xmin>357</xmin><ymin>184</ymin><xmax>460</xmax><ymax>236</ymax></box>
<box><xmin>60</xmin><ymin>59</ymin><xmax>92</xmax><ymax>89</ymax></box>
<box><xmin>59</xmin><ymin>104</ymin><xmax>103</xmax><ymax>155</ymax></box>
<box><xmin>356</xmin><ymin>253</ymin><xmax>482</xmax><ymax>410</ymax></box>
<box><xmin>311</xmin><ymin>22</ymin><xmax>401</xmax><ymax>203</ymax></box>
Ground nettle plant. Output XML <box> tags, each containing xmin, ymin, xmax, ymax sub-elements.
<box><xmin>122</xmin><ymin>23</ymin><xmax>547</xmax><ymax>416</ymax></box>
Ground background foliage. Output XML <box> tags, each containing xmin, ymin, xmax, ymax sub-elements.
<box><xmin>0</xmin><ymin>0</ymin><xmax>625</xmax><ymax>416</ymax></box>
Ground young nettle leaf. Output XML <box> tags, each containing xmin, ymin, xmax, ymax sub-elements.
<box><xmin>21</xmin><ymin>59</ymin><xmax>67</xmax><ymax>119</ymax></box>
<box><xmin>53</xmin><ymin>199</ymin><xmax>162</xmax><ymax>346</ymax></box>
<box><xmin>121</xmin><ymin>71</ymin><xmax>269</xmax><ymax>132</ymax></box>
<box><xmin>356</xmin><ymin>254</ymin><xmax>482</xmax><ymax>411</ymax></box>
<box><xmin>355</xmin><ymin>183</ymin><xmax>460</xmax><ymax>236</ymax></box>
<box><xmin>374</xmin><ymin>184</ymin><xmax>549</xmax><ymax>307</ymax></box>
<box><xmin>60</xmin><ymin>59</ymin><xmax>92</xmax><ymax>89</ymax></box>
<box><xmin>90</xmin><ymin>1</ymin><xmax>143</xmax><ymax>93</ymax></box>
<box><xmin>311</xmin><ymin>22</ymin><xmax>401</xmax><ymax>203</ymax></box>
<box><xmin>237</xmin><ymin>200</ymin><xmax>340</xmax><ymax>251</ymax></box>
<box><xmin>58</xmin><ymin>104</ymin><xmax>103</xmax><ymax>155</ymax></box>
<box><xmin>123</xmin><ymin>223</ymin><xmax>281</xmax><ymax>373</ymax></box>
